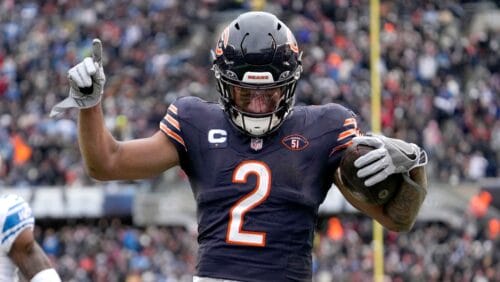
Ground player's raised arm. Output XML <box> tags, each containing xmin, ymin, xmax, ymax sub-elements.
<box><xmin>51</xmin><ymin>39</ymin><xmax>179</xmax><ymax>181</ymax></box>
<box><xmin>335</xmin><ymin>135</ymin><xmax>428</xmax><ymax>232</ymax></box>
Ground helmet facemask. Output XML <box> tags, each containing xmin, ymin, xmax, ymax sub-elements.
<box><xmin>212</xmin><ymin>11</ymin><xmax>303</xmax><ymax>137</ymax></box>
<box><xmin>214</xmin><ymin>68</ymin><xmax>301</xmax><ymax>137</ymax></box>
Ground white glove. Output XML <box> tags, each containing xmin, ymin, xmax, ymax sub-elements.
<box><xmin>50</xmin><ymin>38</ymin><xmax>106</xmax><ymax>117</ymax></box>
<box><xmin>352</xmin><ymin>134</ymin><xmax>428</xmax><ymax>187</ymax></box>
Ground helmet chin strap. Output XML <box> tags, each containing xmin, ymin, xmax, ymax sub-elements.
<box><xmin>231</xmin><ymin>107</ymin><xmax>291</xmax><ymax>137</ymax></box>
<box><xmin>213</xmin><ymin>62</ymin><xmax>300</xmax><ymax>137</ymax></box>
<box><xmin>242</xmin><ymin>114</ymin><xmax>275</xmax><ymax>136</ymax></box>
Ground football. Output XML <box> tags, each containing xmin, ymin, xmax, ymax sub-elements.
<box><xmin>339</xmin><ymin>144</ymin><xmax>403</xmax><ymax>205</ymax></box>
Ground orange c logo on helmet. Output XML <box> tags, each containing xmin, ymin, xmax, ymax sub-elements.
<box><xmin>215</xmin><ymin>27</ymin><xmax>230</xmax><ymax>56</ymax></box>
<box><xmin>286</xmin><ymin>29</ymin><xmax>299</xmax><ymax>54</ymax></box>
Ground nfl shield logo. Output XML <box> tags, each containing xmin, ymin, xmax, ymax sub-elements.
<box><xmin>250</xmin><ymin>138</ymin><xmax>263</xmax><ymax>151</ymax></box>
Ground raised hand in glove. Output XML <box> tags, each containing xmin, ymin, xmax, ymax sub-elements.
<box><xmin>352</xmin><ymin>134</ymin><xmax>428</xmax><ymax>187</ymax></box>
<box><xmin>50</xmin><ymin>38</ymin><xmax>105</xmax><ymax>117</ymax></box>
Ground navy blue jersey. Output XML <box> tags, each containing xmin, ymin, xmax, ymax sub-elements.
<box><xmin>159</xmin><ymin>97</ymin><xmax>359</xmax><ymax>281</ymax></box>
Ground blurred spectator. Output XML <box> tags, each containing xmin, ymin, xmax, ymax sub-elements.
<box><xmin>468</xmin><ymin>191</ymin><xmax>493</xmax><ymax>218</ymax></box>
<box><xmin>467</xmin><ymin>151</ymin><xmax>489</xmax><ymax>180</ymax></box>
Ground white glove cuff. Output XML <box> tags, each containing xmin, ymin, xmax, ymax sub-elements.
<box><xmin>410</xmin><ymin>145</ymin><xmax>428</xmax><ymax>169</ymax></box>
<box><xmin>49</xmin><ymin>89</ymin><xmax>102</xmax><ymax>117</ymax></box>
<box><xmin>30</xmin><ymin>268</ymin><xmax>61</xmax><ymax>282</ymax></box>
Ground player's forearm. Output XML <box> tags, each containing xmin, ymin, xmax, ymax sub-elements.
<box><xmin>78</xmin><ymin>104</ymin><xmax>120</xmax><ymax>180</ymax></box>
<box><xmin>11</xmin><ymin>241</ymin><xmax>52</xmax><ymax>280</ymax></box>
<box><xmin>383</xmin><ymin>166</ymin><xmax>428</xmax><ymax>231</ymax></box>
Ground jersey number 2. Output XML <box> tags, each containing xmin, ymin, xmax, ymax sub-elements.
<box><xmin>226</xmin><ymin>161</ymin><xmax>271</xmax><ymax>247</ymax></box>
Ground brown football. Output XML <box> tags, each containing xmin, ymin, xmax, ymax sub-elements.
<box><xmin>339</xmin><ymin>144</ymin><xmax>402</xmax><ymax>205</ymax></box>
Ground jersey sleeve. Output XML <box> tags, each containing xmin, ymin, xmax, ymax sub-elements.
<box><xmin>159</xmin><ymin>97</ymin><xmax>191</xmax><ymax>154</ymax></box>
<box><xmin>330</xmin><ymin>108</ymin><xmax>360</xmax><ymax>154</ymax></box>
<box><xmin>324</xmin><ymin>104</ymin><xmax>362</xmax><ymax>167</ymax></box>
<box><xmin>0</xmin><ymin>194</ymin><xmax>35</xmax><ymax>254</ymax></box>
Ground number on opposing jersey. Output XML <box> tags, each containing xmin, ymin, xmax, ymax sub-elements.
<box><xmin>226</xmin><ymin>161</ymin><xmax>271</xmax><ymax>247</ymax></box>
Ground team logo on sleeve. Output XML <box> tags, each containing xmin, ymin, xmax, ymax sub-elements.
<box><xmin>282</xmin><ymin>134</ymin><xmax>309</xmax><ymax>151</ymax></box>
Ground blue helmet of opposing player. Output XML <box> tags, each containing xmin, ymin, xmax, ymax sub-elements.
<box><xmin>212</xmin><ymin>11</ymin><xmax>302</xmax><ymax>137</ymax></box>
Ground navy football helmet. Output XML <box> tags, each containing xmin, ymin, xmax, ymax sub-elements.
<box><xmin>212</xmin><ymin>11</ymin><xmax>302</xmax><ymax>137</ymax></box>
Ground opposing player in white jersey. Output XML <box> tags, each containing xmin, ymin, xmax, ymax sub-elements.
<box><xmin>0</xmin><ymin>194</ymin><xmax>61</xmax><ymax>282</ymax></box>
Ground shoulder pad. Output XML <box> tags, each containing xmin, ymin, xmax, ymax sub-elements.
<box><xmin>0</xmin><ymin>194</ymin><xmax>34</xmax><ymax>254</ymax></box>
<box><xmin>313</xmin><ymin>104</ymin><xmax>360</xmax><ymax>157</ymax></box>
<box><xmin>304</xmin><ymin>103</ymin><xmax>359</xmax><ymax>135</ymax></box>
<box><xmin>159</xmin><ymin>96</ymin><xmax>217</xmax><ymax>152</ymax></box>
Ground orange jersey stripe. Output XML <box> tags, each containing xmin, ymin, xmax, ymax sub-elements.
<box><xmin>160</xmin><ymin>123</ymin><xmax>186</xmax><ymax>150</ymax></box>
<box><xmin>337</xmin><ymin>128</ymin><xmax>358</xmax><ymax>141</ymax></box>
<box><xmin>165</xmin><ymin>114</ymin><xmax>180</xmax><ymax>131</ymax></box>
<box><xmin>343</xmin><ymin>118</ymin><xmax>357</xmax><ymax>127</ymax></box>
<box><xmin>330</xmin><ymin>140</ymin><xmax>353</xmax><ymax>156</ymax></box>
<box><xmin>168</xmin><ymin>104</ymin><xmax>178</xmax><ymax>115</ymax></box>
<box><xmin>159</xmin><ymin>122</ymin><xmax>170</xmax><ymax>136</ymax></box>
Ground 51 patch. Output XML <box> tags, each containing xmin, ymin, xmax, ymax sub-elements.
<box><xmin>282</xmin><ymin>134</ymin><xmax>309</xmax><ymax>151</ymax></box>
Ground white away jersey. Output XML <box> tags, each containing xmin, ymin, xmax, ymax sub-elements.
<box><xmin>0</xmin><ymin>194</ymin><xmax>34</xmax><ymax>282</ymax></box>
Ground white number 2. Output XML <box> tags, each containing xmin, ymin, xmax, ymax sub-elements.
<box><xmin>226</xmin><ymin>161</ymin><xmax>271</xmax><ymax>247</ymax></box>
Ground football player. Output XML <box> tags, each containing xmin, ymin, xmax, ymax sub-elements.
<box><xmin>0</xmin><ymin>194</ymin><xmax>61</xmax><ymax>282</ymax></box>
<box><xmin>51</xmin><ymin>11</ymin><xmax>427</xmax><ymax>281</ymax></box>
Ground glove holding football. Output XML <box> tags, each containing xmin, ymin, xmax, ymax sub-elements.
<box><xmin>50</xmin><ymin>38</ymin><xmax>106</xmax><ymax>117</ymax></box>
<box><xmin>352</xmin><ymin>134</ymin><xmax>428</xmax><ymax>187</ymax></box>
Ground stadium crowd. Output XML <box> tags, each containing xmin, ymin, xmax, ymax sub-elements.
<box><xmin>35</xmin><ymin>214</ymin><xmax>499</xmax><ymax>282</ymax></box>
<box><xmin>1</xmin><ymin>1</ymin><xmax>500</xmax><ymax>281</ymax></box>
<box><xmin>36</xmin><ymin>220</ymin><xmax>197</xmax><ymax>282</ymax></box>
<box><xmin>0</xmin><ymin>0</ymin><xmax>499</xmax><ymax>187</ymax></box>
